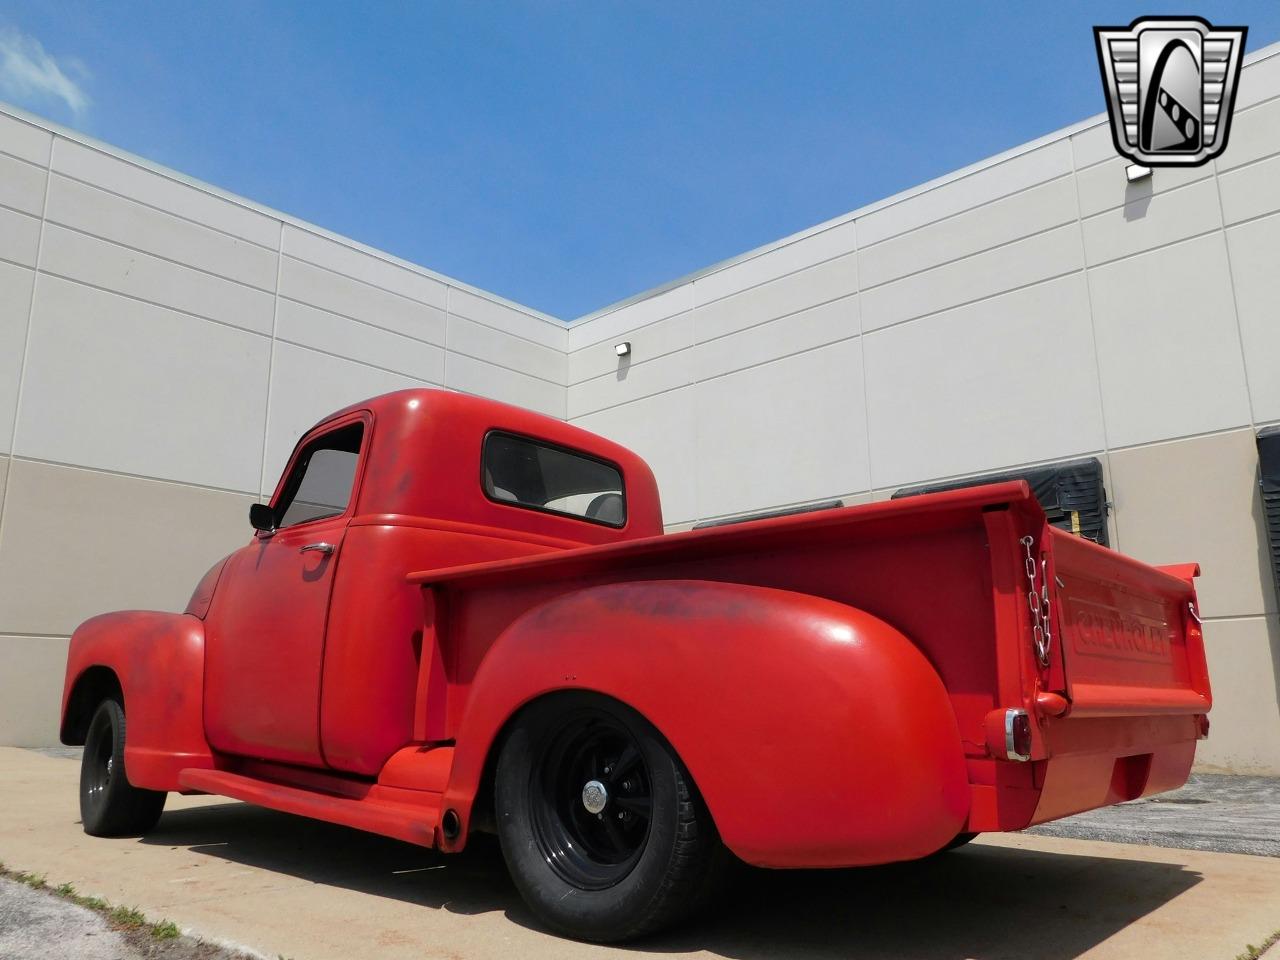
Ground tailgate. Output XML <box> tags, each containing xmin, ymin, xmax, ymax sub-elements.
<box><xmin>1049</xmin><ymin>527</ymin><xmax>1211</xmax><ymax>718</ymax></box>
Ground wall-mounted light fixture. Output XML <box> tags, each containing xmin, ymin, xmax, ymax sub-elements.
<box><xmin>1125</xmin><ymin>163</ymin><xmax>1152</xmax><ymax>183</ymax></box>
<box><xmin>615</xmin><ymin>341</ymin><xmax>631</xmax><ymax>357</ymax></box>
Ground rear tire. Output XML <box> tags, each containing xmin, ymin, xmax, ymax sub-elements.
<box><xmin>494</xmin><ymin>693</ymin><xmax>723</xmax><ymax>942</ymax></box>
<box><xmin>80</xmin><ymin>698</ymin><xmax>166</xmax><ymax>837</ymax></box>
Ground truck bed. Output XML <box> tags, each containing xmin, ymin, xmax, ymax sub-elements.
<box><xmin>409</xmin><ymin>480</ymin><xmax>1209</xmax><ymax>837</ymax></box>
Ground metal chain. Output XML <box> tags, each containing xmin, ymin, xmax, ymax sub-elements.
<box><xmin>1019</xmin><ymin>535</ymin><xmax>1053</xmax><ymax>667</ymax></box>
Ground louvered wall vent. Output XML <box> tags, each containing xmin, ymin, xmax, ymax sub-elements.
<box><xmin>1258</xmin><ymin>428</ymin><xmax>1280</xmax><ymax>599</ymax></box>
<box><xmin>892</xmin><ymin>457</ymin><xmax>1110</xmax><ymax>546</ymax></box>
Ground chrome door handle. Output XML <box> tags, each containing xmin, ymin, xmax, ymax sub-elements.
<box><xmin>299</xmin><ymin>542</ymin><xmax>335</xmax><ymax>555</ymax></box>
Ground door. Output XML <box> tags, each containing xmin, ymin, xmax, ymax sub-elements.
<box><xmin>204</xmin><ymin>415</ymin><xmax>368</xmax><ymax>767</ymax></box>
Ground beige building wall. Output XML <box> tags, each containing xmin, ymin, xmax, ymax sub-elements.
<box><xmin>564</xmin><ymin>44</ymin><xmax>1280</xmax><ymax>774</ymax></box>
<box><xmin>0</xmin><ymin>105</ymin><xmax>566</xmax><ymax>746</ymax></box>
<box><xmin>2</xmin><ymin>44</ymin><xmax>1279</xmax><ymax>774</ymax></box>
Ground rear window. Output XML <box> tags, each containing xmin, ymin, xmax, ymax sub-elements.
<box><xmin>482</xmin><ymin>431</ymin><xmax>626</xmax><ymax>527</ymax></box>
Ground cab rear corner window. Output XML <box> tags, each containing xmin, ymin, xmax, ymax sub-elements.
<box><xmin>891</xmin><ymin>457</ymin><xmax>1109</xmax><ymax>546</ymax></box>
<box><xmin>483</xmin><ymin>432</ymin><xmax>626</xmax><ymax>527</ymax></box>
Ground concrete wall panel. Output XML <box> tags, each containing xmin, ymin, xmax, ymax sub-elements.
<box><xmin>694</xmin><ymin>338</ymin><xmax>870</xmax><ymax>518</ymax></box>
<box><xmin>445</xmin><ymin>352</ymin><xmax>564</xmax><ymax>419</ymax></box>
<box><xmin>1074</xmin><ymin>157</ymin><xmax>1212</xmax><ymax>220</ymax></box>
<box><xmin>1225</xmin><ymin>213</ymin><xmax>1280</xmax><ymax>423</ymax></box>
<box><xmin>1109</xmin><ymin>430</ymin><xmax>1276</xmax><ymax>620</ymax></box>
<box><xmin>449</xmin><ymin>287</ymin><xmax>566</xmax><ymax>351</ymax></box>
<box><xmin>279</xmin><ymin>256</ymin><xmax>446</xmax><ymax>346</ymax></box>
<box><xmin>859</xmin><ymin>176</ymin><xmax>1077</xmax><ymax>288</ymax></box>
<box><xmin>51</xmin><ymin>139</ymin><xmax>279</xmax><ymax>248</ymax></box>
<box><xmin>275</xmin><ymin>298</ymin><xmax>445</xmax><ymax>383</ymax></box>
<box><xmin>0</xmin><ymin>262</ymin><xmax>34</xmax><ymax>454</ymax></box>
<box><xmin>0</xmin><ymin>637</ymin><xmax>70</xmax><ymax>747</ymax></box>
<box><xmin>857</xmin><ymin>141</ymin><xmax>1073</xmax><ymax>246</ymax></box>
<box><xmin>0</xmin><ymin>151</ymin><xmax>47</xmax><ymax>217</ymax></box>
<box><xmin>263</xmin><ymin>341</ymin><xmax>433</xmax><ymax>490</ymax></box>
<box><xmin>568</xmin><ymin>349</ymin><xmax>695</xmax><ymax>419</ymax></box>
<box><xmin>1217</xmin><ymin>95</ymin><xmax>1280</xmax><ymax>172</ymax></box>
<box><xmin>1218</xmin><ymin>154</ymin><xmax>1280</xmax><ymax>226</ymax></box>
<box><xmin>447</xmin><ymin>313</ymin><xmax>564</xmax><ymax>385</ymax></box>
<box><xmin>691</xmin><ymin>220</ymin><xmax>857</xmax><ymax>305</ymax></box>
<box><xmin>1087</xmin><ymin>234</ymin><xmax>1250</xmax><ymax>448</ymax></box>
<box><xmin>0</xmin><ymin>206</ymin><xmax>41</xmax><ymax>268</ymax></box>
<box><xmin>46</xmin><ymin>175</ymin><xmax>278</xmax><ymax>291</ymax></box>
<box><xmin>865</xmin><ymin>274</ymin><xmax>1104</xmax><ymax>488</ymax></box>
<box><xmin>693</xmin><ymin>295</ymin><xmax>857</xmax><ymax>383</ymax></box>
<box><xmin>1197</xmin><ymin>616</ymin><xmax>1280</xmax><ymax>775</ymax></box>
<box><xmin>568</xmin><ymin>285</ymin><xmax>692</xmax><ymax>351</ymax></box>
<box><xmin>0</xmin><ymin>111</ymin><xmax>52</xmax><ymax>166</ymax></box>
<box><xmin>694</xmin><ymin>252</ymin><xmax>858</xmax><ymax>343</ymax></box>
<box><xmin>40</xmin><ymin>224</ymin><xmax>276</xmax><ymax>335</ymax></box>
<box><xmin>861</xmin><ymin>223</ymin><xmax>1082</xmax><ymax>332</ymax></box>
<box><xmin>569</xmin><ymin>310</ymin><xmax>692</xmax><ymax>385</ymax></box>
<box><xmin>0</xmin><ymin>460</ymin><xmax>253</xmax><ymax>637</ymax></box>
<box><xmin>1081</xmin><ymin>178</ymin><xmax>1222</xmax><ymax>266</ymax></box>
<box><xmin>573</xmin><ymin>387</ymin><xmax>699</xmax><ymax>525</ymax></box>
<box><xmin>16</xmin><ymin>275</ymin><xmax>271</xmax><ymax>492</ymax></box>
<box><xmin>1070</xmin><ymin>120</ymin><xmax>1120</xmax><ymax>170</ymax></box>
<box><xmin>282</xmin><ymin>226</ymin><xmax>447</xmax><ymax>309</ymax></box>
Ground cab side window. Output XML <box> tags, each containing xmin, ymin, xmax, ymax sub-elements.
<box><xmin>275</xmin><ymin>422</ymin><xmax>364</xmax><ymax>529</ymax></box>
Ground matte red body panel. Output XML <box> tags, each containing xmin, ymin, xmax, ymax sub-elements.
<box><xmin>59</xmin><ymin>388</ymin><xmax>1209</xmax><ymax>868</ymax></box>
<box><xmin>62</xmin><ymin>611</ymin><xmax>214</xmax><ymax>791</ymax></box>
<box><xmin>438</xmin><ymin>580</ymin><xmax>970</xmax><ymax>867</ymax></box>
<box><xmin>319</xmin><ymin>522</ymin><xmax>560</xmax><ymax>775</ymax></box>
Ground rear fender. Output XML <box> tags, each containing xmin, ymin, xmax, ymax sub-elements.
<box><xmin>61</xmin><ymin>611</ymin><xmax>213</xmax><ymax>791</ymax></box>
<box><xmin>442</xmin><ymin>580</ymin><xmax>969</xmax><ymax>867</ymax></box>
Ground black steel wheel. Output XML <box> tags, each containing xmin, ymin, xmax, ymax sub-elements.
<box><xmin>529</xmin><ymin>709</ymin><xmax>653</xmax><ymax>890</ymax></box>
<box><xmin>79</xmin><ymin>698</ymin><xmax>166</xmax><ymax>837</ymax></box>
<box><xmin>495</xmin><ymin>693</ymin><xmax>723</xmax><ymax>942</ymax></box>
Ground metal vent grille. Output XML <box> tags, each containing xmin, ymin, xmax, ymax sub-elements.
<box><xmin>1258</xmin><ymin>428</ymin><xmax>1280</xmax><ymax>598</ymax></box>
<box><xmin>892</xmin><ymin>458</ymin><xmax>1110</xmax><ymax>546</ymax></box>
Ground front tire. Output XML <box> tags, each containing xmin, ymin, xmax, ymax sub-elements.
<box><xmin>80</xmin><ymin>698</ymin><xmax>166</xmax><ymax>837</ymax></box>
<box><xmin>494</xmin><ymin>693</ymin><xmax>722</xmax><ymax>942</ymax></box>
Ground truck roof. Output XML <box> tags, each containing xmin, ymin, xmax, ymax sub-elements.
<box><xmin>292</xmin><ymin>388</ymin><xmax>664</xmax><ymax>544</ymax></box>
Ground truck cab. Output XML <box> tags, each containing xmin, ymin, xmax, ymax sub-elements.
<box><xmin>195</xmin><ymin>390</ymin><xmax>661</xmax><ymax>776</ymax></box>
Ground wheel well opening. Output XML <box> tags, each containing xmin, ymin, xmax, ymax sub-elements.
<box><xmin>60</xmin><ymin>667</ymin><xmax>122</xmax><ymax>746</ymax></box>
<box><xmin>469</xmin><ymin>689</ymin><xmax>715</xmax><ymax>840</ymax></box>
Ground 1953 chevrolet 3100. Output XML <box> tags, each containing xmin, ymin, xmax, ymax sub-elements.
<box><xmin>60</xmin><ymin>388</ymin><xmax>1211</xmax><ymax>941</ymax></box>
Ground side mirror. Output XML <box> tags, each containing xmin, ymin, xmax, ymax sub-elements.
<box><xmin>249</xmin><ymin>503</ymin><xmax>277</xmax><ymax>534</ymax></box>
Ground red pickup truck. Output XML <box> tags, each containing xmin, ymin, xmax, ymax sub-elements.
<box><xmin>60</xmin><ymin>389</ymin><xmax>1211</xmax><ymax>941</ymax></box>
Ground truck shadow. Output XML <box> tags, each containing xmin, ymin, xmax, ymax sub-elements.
<box><xmin>144</xmin><ymin>802</ymin><xmax>1202</xmax><ymax>960</ymax></box>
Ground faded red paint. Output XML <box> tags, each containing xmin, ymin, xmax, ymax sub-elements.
<box><xmin>61</xmin><ymin>388</ymin><xmax>1210</xmax><ymax>867</ymax></box>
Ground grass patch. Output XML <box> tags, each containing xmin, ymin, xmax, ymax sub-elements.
<box><xmin>151</xmin><ymin>919</ymin><xmax>182</xmax><ymax>940</ymax></box>
<box><xmin>2</xmin><ymin>864</ymin><xmax>185</xmax><ymax>946</ymax></box>
<box><xmin>14</xmin><ymin>870</ymin><xmax>47</xmax><ymax>890</ymax></box>
<box><xmin>107</xmin><ymin>904</ymin><xmax>147</xmax><ymax>930</ymax></box>
<box><xmin>1237</xmin><ymin>928</ymin><xmax>1280</xmax><ymax>960</ymax></box>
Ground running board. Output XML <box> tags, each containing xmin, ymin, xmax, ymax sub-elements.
<box><xmin>178</xmin><ymin>768</ymin><xmax>442</xmax><ymax>848</ymax></box>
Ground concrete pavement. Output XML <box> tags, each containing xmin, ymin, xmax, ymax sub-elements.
<box><xmin>2</xmin><ymin>747</ymin><xmax>1278</xmax><ymax>960</ymax></box>
<box><xmin>1027</xmin><ymin>773</ymin><xmax>1280</xmax><ymax>857</ymax></box>
<box><xmin>0</xmin><ymin>877</ymin><xmax>138</xmax><ymax>960</ymax></box>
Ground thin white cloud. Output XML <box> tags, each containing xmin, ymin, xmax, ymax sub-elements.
<box><xmin>0</xmin><ymin>24</ymin><xmax>89</xmax><ymax>117</ymax></box>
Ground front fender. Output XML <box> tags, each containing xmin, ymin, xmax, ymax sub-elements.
<box><xmin>443</xmin><ymin>580</ymin><xmax>968</xmax><ymax>867</ymax></box>
<box><xmin>62</xmin><ymin>611</ymin><xmax>213</xmax><ymax>791</ymax></box>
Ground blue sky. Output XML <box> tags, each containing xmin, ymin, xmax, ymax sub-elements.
<box><xmin>1</xmin><ymin>2</ymin><xmax>1277</xmax><ymax>319</ymax></box>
